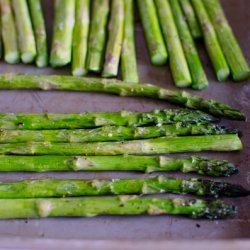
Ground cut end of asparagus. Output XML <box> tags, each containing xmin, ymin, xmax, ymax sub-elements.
<box><xmin>151</xmin><ymin>54</ymin><xmax>168</xmax><ymax>66</ymax></box>
<box><xmin>233</xmin><ymin>69</ymin><xmax>250</xmax><ymax>82</ymax></box>
<box><xmin>196</xmin><ymin>200</ymin><xmax>237</xmax><ymax>219</ymax></box>
<box><xmin>192</xmin><ymin>80</ymin><xmax>209</xmax><ymax>90</ymax></box>
<box><xmin>21</xmin><ymin>52</ymin><xmax>36</xmax><ymax>64</ymax></box>
<box><xmin>72</xmin><ymin>68</ymin><xmax>88</xmax><ymax>77</ymax></box>
<box><xmin>5</xmin><ymin>52</ymin><xmax>20</xmax><ymax>64</ymax></box>
<box><xmin>36</xmin><ymin>56</ymin><xmax>48</xmax><ymax>68</ymax></box>
<box><xmin>217</xmin><ymin>68</ymin><xmax>230</xmax><ymax>82</ymax></box>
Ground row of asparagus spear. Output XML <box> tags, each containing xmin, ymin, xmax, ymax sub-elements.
<box><xmin>0</xmin><ymin>0</ymin><xmax>249</xmax><ymax>88</ymax></box>
<box><xmin>0</xmin><ymin>108</ymin><xmax>247</xmax><ymax>219</ymax></box>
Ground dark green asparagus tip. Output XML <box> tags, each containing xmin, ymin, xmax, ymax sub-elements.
<box><xmin>191</xmin><ymin>156</ymin><xmax>238</xmax><ymax>177</ymax></box>
<box><xmin>198</xmin><ymin>200</ymin><xmax>237</xmax><ymax>219</ymax></box>
<box><xmin>200</xmin><ymin>180</ymin><xmax>250</xmax><ymax>197</ymax></box>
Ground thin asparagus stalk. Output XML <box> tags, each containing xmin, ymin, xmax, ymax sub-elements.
<box><xmin>121</xmin><ymin>0</ymin><xmax>139</xmax><ymax>83</ymax></box>
<box><xmin>0</xmin><ymin>196</ymin><xmax>236</xmax><ymax>219</ymax></box>
<box><xmin>12</xmin><ymin>0</ymin><xmax>36</xmax><ymax>63</ymax></box>
<box><xmin>87</xmin><ymin>0</ymin><xmax>110</xmax><ymax>72</ymax></box>
<box><xmin>179</xmin><ymin>0</ymin><xmax>202</xmax><ymax>39</ymax></box>
<box><xmin>155</xmin><ymin>0</ymin><xmax>191</xmax><ymax>88</ymax></box>
<box><xmin>203</xmin><ymin>0</ymin><xmax>250</xmax><ymax>81</ymax></box>
<box><xmin>0</xmin><ymin>155</ymin><xmax>238</xmax><ymax>177</ymax></box>
<box><xmin>0</xmin><ymin>134</ymin><xmax>242</xmax><ymax>155</ymax></box>
<box><xmin>0</xmin><ymin>176</ymin><xmax>248</xmax><ymax>199</ymax></box>
<box><xmin>72</xmin><ymin>0</ymin><xmax>90</xmax><ymax>76</ymax></box>
<box><xmin>50</xmin><ymin>0</ymin><xmax>75</xmax><ymax>67</ymax></box>
<box><xmin>170</xmin><ymin>0</ymin><xmax>208</xmax><ymax>90</ymax></box>
<box><xmin>0</xmin><ymin>0</ymin><xmax>20</xmax><ymax>63</ymax></box>
<box><xmin>137</xmin><ymin>0</ymin><xmax>168</xmax><ymax>66</ymax></box>
<box><xmin>28</xmin><ymin>0</ymin><xmax>48</xmax><ymax>67</ymax></box>
<box><xmin>102</xmin><ymin>0</ymin><xmax>125</xmax><ymax>78</ymax></box>
<box><xmin>0</xmin><ymin>123</ymin><xmax>236</xmax><ymax>143</ymax></box>
<box><xmin>0</xmin><ymin>109</ymin><xmax>216</xmax><ymax>130</ymax></box>
<box><xmin>191</xmin><ymin>0</ymin><xmax>229</xmax><ymax>81</ymax></box>
<box><xmin>0</xmin><ymin>74</ymin><xmax>245</xmax><ymax>120</ymax></box>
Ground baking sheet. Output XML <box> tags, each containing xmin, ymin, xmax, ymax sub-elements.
<box><xmin>0</xmin><ymin>0</ymin><xmax>249</xmax><ymax>240</ymax></box>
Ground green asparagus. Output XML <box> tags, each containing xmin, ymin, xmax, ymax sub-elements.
<box><xmin>28</xmin><ymin>0</ymin><xmax>48</xmax><ymax>67</ymax></box>
<box><xmin>0</xmin><ymin>74</ymin><xmax>245</xmax><ymax>120</ymax></box>
<box><xmin>121</xmin><ymin>0</ymin><xmax>139</xmax><ymax>83</ymax></box>
<box><xmin>87</xmin><ymin>0</ymin><xmax>110</xmax><ymax>72</ymax></box>
<box><xmin>0</xmin><ymin>155</ymin><xmax>238</xmax><ymax>177</ymax></box>
<box><xmin>0</xmin><ymin>176</ymin><xmax>248</xmax><ymax>198</ymax></box>
<box><xmin>102</xmin><ymin>0</ymin><xmax>124</xmax><ymax>77</ymax></box>
<box><xmin>72</xmin><ymin>0</ymin><xmax>90</xmax><ymax>76</ymax></box>
<box><xmin>0</xmin><ymin>123</ymin><xmax>236</xmax><ymax>143</ymax></box>
<box><xmin>137</xmin><ymin>0</ymin><xmax>168</xmax><ymax>66</ymax></box>
<box><xmin>0</xmin><ymin>0</ymin><xmax>20</xmax><ymax>63</ymax></box>
<box><xmin>191</xmin><ymin>0</ymin><xmax>229</xmax><ymax>81</ymax></box>
<box><xmin>179</xmin><ymin>0</ymin><xmax>202</xmax><ymax>39</ymax></box>
<box><xmin>170</xmin><ymin>0</ymin><xmax>208</xmax><ymax>90</ymax></box>
<box><xmin>0</xmin><ymin>11</ymin><xmax>2</xmax><ymax>59</ymax></box>
<box><xmin>0</xmin><ymin>196</ymin><xmax>236</xmax><ymax>219</ymax></box>
<box><xmin>12</xmin><ymin>0</ymin><xmax>36</xmax><ymax>63</ymax></box>
<box><xmin>0</xmin><ymin>134</ymin><xmax>242</xmax><ymax>155</ymax></box>
<box><xmin>203</xmin><ymin>0</ymin><xmax>250</xmax><ymax>81</ymax></box>
<box><xmin>50</xmin><ymin>0</ymin><xmax>75</xmax><ymax>67</ymax></box>
<box><xmin>155</xmin><ymin>0</ymin><xmax>191</xmax><ymax>87</ymax></box>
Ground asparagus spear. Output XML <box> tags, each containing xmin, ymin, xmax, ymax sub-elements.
<box><xmin>179</xmin><ymin>0</ymin><xmax>202</xmax><ymax>39</ymax></box>
<box><xmin>0</xmin><ymin>196</ymin><xmax>236</xmax><ymax>219</ymax></box>
<box><xmin>0</xmin><ymin>11</ymin><xmax>2</xmax><ymax>58</ymax></box>
<box><xmin>0</xmin><ymin>155</ymin><xmax>238</xmax><ymax>177</ymax></box>
<box><xmin>102</xmin><ymin>0</ymin><xmax>125</xmax><ymax>78</ymax></box>
<box><xmin>0</xmin><ymin>109</ymin><xmax>216</xmax><ymax>130</ymax></box>
<box><xmin>121</xmin><ymin>0</ymin><xmax>139</xmax><ymax>83</ymax></box>
<box><xmin>87</xmin><ymin>0</ymin><xmax>110</xmax><ymax>72</ymax></box>
<box><xmin>169</xmin><ymin>0</ymin><xmax>208</xmax><ymax>90</ymax></box>
<box><xmin>72</xmin><ymin>0</ymin><xmax>90</xmax><ymax>76</ymax></box>
<box><xmin>0</xmin><ymin>123</ymin><xmax>236</xmax><ymax>143</ymax></box>
<box><xmin>0</xmin><ymin>74</ymin><xmax>245</xmax><ymax>120</ymax></box>
<box><xmin>155</xmin><ymin>0</ymin><xmax>191</xmax><ymax>87</ymax></box>
<box><xmin>0</xmin><ymin>134</ymin><xmax>242</xmax><ymax>155</ymax></box>
<box><xmin>12</xmin><ymin>0</ymin><xmax>36</xmax><ymax>63</ymax></box>
<box><xmin>0</xmin><ymin>176</ymin><xmax>248</xmax><ymax>199</ymax></box>
<box><xmin>0</xmin><ymin>0</ymin><xmax>20</xmax><ymax>63</ymax></box>
<box><xmin>191</xmin><ymin>0</ymin><xmax>229</xmax><ymax>81</ymax></box>
<box><xmin>28</xmin><ymin>0</ymin><xmax>48</xmax><ymax>67</ymax></box>
<box><xmin>50</xmin><ymin>0</ymin><xmax>75</xmax><ymax>67</ymax></box>
<box><xmin>203</xmin><ymin>0</ymin><xmax>250</xmax><ymax>81</ymax></box>
<box><xmin>137</xmin><ymin>0</ymin><xmax>168</xmax><ymax>66</ymax></box>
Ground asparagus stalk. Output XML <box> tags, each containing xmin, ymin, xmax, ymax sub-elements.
<box><xmin>169</xmin><ymin>0</ymin><xmax>208</xmax><ymax>90</ymax></box>
<box><xmin>0</xmin><ymin>134</ymin><xmax>242</xmax><ymax>155</ymax></box>
<box><xmin>12</xmin><ymin>0</ymin><xmax>36</xmax><ymax>63</ymax></box>
<box><xmin>203</xmin><ymin>0</ymin><xmax>250</xmax><ymax>81</ymax></box>
<box><xmin>0</xmin><ymin>196</ymin><xmax>236</xmax><ymax>219</ymax></box>
<box><xmin>102</xmin><ymin>0</ymin><xmax>125</xmax><ymax>78</ymax></box>
<box><xmin>50</xmin><ymin>0</ymin><xmax>75</xmax><ymax>67</ymax></box>
<box><xmin>0</xmin><ymin>123</ymin><xmax>237</xmax><ymax>143</ymax></box>
<box><xmin>0</xmin><ymin>109</ymin><xmax>216</xmax><ymax>130</ymax></box>
<box><xmin>0</xmin><ymin>0</ymin><xmax>20</xmax><ymax>63</ymax></box>
<box><xmin>28</xmin><ymin>0</ymin><xmax>48</xmax><ymax>67</ymax></box>
<box><xmin>121</xmin><ymin>0</ymin><xmax>139</xmax><ymax>83</ymax></box>
<box><xmin>0</xmin><ymin>74</ymin><xmax>245</xmax><ymax>120</ymax></box>
<box><xmin>155</xmin><ymin>0</ymin><xmax>191</xmax><ymax>88</ymax></box>
<box><xmin>137</xmin><ymin>0</ymin><xmax>168</xmax><ymax>66</ymax></box>
<box><xmin>179</xmin><ymin>0</ymin><xmax>202</xmax><ymax>39</ymax></box>
<box><xmin>191</xmin><ymin>0</ymin><xmax>229</xmax><ymax>81</ymax></box>
<box><xmin>0</xmin><ymin>176</ymin><xmax>248</xmax><ymax>199</ymax></box>
<box><xmin>72</xmin><ymin>0</ymin><xmax>90</xmax><ymax>76</ymax></box>
<box><xmin>0</xmin><ymin>11</ymin><xmax>2</xmax><ymax>58</ymax></box>
<box><xmin>0</xmin><ymin>155</ymin><xmax>238</xmax><ymax>177</ymax></box>
<box><xmin>87</xmin><ymin>0</ymin><xmax>110</xmax><ymax>72</ymax></box>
